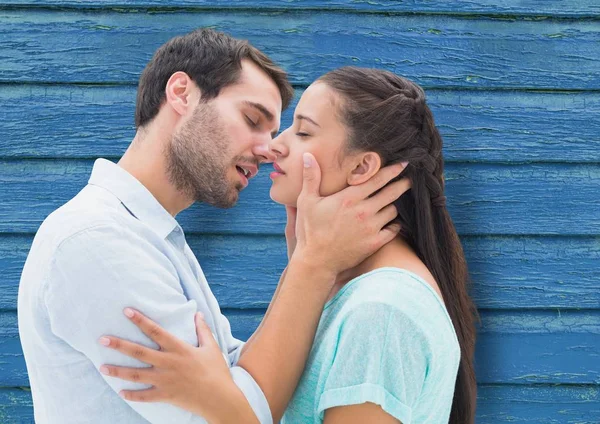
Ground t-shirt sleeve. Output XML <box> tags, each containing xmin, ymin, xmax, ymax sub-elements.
<box><xmin>317</xmin><ymin>302</ymin><xmax>430</xmax><ymax>424</ymax></box>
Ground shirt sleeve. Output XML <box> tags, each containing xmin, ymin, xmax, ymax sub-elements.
<box><xmin>43</xmin><ymin>223</ymin><xmax>270</xmax><ymax>424</ymax></box>
<box><xmin>317</xmin><ymin>302</ymin><xmax>430</xmax><ymax>424</ymax></box>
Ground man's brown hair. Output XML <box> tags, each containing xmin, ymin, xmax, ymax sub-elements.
<box><xmin>135</xmin><ymin>28</ymin><xmax>294</xmax><ymax>128</ymax></box>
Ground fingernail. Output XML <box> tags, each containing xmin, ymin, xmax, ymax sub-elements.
<box><xmin>303</xmin><ymin>153</ymin><xmax>312</xmax><ymax>168</ymax></box>
<box><xmin>99</xmin><ymin>337</ymin><xmax>110</xmax><ymax>346</ymax></box>
<box><xmin>196</xmin><ymin>312</ymin><xmax>204</xmax><ymax>320</ymax></box>
<box><xmin>400</xmin><ymin>161</ymin><xmax>409</xmax><ymax>169</ymax></box>
<box><xmin>99</xmin><ymin>365</ymin><xmax>109</xmax><ymax>375</ymax></box>
<box><xmin>124</xmin><ymin>308</ymin><xmax>134</xmax><ymax>318</ymax></box>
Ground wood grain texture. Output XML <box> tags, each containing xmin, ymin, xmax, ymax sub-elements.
<box><xmin>2</xmin><ymin>3</ymin><xmax>599</xmax><ymax>420</ymax></box>
<box><xmin>0</xmin><ymin>160</ymin><xmax>597</xmax><ymax>236</ymax></box>
<box><xmin>2</xmin><ymin>310</ymin><xmax>599</xmax><ymax>386</ymax></box>
<box><xmin>1</xmin><ymin>234</ymin><xmax>598</xmax><ymax>310</ymax></box>
<box><xmin>0</xmin><ymin>384</ymin><xmax>598</xmax><ymax>423</ymax></box>
<box><xmin>2</xmin><ymin>1</ymin><xmax>600</xmax><ymax>17</ymax></box>
<box><xmin>2</xmin><ymin>85</ymin><xmax>599</xmax><ymax>163</ymax></box>
<box><xmin>1</xmin><ymin>11</ymin><xmax>600</xmax><ymax>89</ymax></box>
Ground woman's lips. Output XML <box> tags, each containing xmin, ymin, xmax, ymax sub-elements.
<box><xmin>270</xmin><ymin>162</ymin><xmax>286</xmax><ymax>179</ymax></box>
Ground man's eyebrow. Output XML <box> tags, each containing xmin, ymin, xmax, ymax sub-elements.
<box><xmin>243</xmin><ymin>101</ymin><xmax>275</xmax><ymax>122</ymax></box>
<box><xmin>296</xmin><ymin>114</ymin><xmax>320</xmax><ymax>128</ymax></box>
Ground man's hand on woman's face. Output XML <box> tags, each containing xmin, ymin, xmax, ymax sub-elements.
<box><xmin>293</xmin><ymin>153</ymin><xmax>410</xmax><ymax>277</ymax></box>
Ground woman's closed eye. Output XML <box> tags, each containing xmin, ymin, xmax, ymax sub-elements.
<box><xmin>296</xmin><ymin>132</ymin><xmax>311</xmax><ymax>138</ymax></box>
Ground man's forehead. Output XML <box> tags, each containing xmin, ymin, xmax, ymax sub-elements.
<box><xmin>237</xmin><ymin>62</ymin><xmax>282</xmax><ymax>104</ymax></box>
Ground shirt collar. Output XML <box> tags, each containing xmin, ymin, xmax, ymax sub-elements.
<box><xmin>88</xmin><ymin>158</ymin><xmax>180</xmax><ymax>239</ymax></box>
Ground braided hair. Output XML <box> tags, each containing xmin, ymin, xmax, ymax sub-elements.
<box><xmin>319</xmin><ymin>67</ymin><xmax>478</xmax><ymax>424</ymax></box>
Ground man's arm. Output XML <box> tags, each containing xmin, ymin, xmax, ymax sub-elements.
<box><xmin>45</xmin><ymin>223</ymin><xmax>261</xmax><ymax>424</ymax></box>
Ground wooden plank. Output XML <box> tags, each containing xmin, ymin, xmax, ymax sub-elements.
<box><xmin>0</xmin><ymin>160</ymin><xmax>598</xmax><ymax>236</ymax></box>
<box><xmin>0</xmin><ymin>388</ymin><xmax>33</xmax><ymax>424</ymax></box>
<box><xmin>3</xmin><ymin>310</ymin><xmax>600</xmax><ymax>386</ymax></box>
<box><xmin>476</xmin><ymin>385</ymin><xmax>600</xmax><ymax>423</ymax></box>
<box><xmin>2</xmin><ymin>85</ymin><xmax>599</xmax><ymax>163</ymax></box>
<box><xmin>1</xmin><ymin>234</ymin><xmax>599</xmax><ymax>310</ymax></box>
<box><xmin>2</xmin><ymin>1</ymin><xmax>600</xmax><ymax>18</ymax></box>
<box><xmin>1</xmin><ymin>11</ymin><xmax>600</xmax><ymax>89</ymax></box>
<box><xmin>0</xmin><ymin>385</ymin><xmax>598</xmax><ymax>423</ymax></box>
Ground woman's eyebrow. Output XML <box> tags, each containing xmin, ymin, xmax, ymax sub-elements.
<box><xmin>296</xmin><ymin>114</ymin><xmax>320</xmax><ymax>127</ymax></box>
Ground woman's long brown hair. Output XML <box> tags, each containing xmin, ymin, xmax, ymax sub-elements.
<box><xmin>320</xmin><ymin>67</ymin><xmax>478</xmax><ymax>423</ymax></box>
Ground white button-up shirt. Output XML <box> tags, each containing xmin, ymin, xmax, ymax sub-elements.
<box><xmin>18</xmin><ymin>159</ymin><xmax>272</xmax><ymax>424</ymax></box>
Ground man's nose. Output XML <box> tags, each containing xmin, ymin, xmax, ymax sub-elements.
<box><xmin>254</xmin><ymin>142</ymin><xmax>277</xmax><ymax>163</ymax></box>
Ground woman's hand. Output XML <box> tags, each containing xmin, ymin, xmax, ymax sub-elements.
<box><xmin>284</xmin><ymin>206</ymin><xmax>298</xmax><ymax>261</ymax></box>
<box><xmin>99</xmin><ymin>309</ymin><xmax>257</xmax><ymax>423</ymax></box>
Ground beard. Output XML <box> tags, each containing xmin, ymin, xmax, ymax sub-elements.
<box><xmin>165</xmin><ymin>101</ymin><xmax>242</xmax><ymax>208</ymax></box>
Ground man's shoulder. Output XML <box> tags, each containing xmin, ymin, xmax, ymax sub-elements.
<box><xmin>36</xmin><ymin>185</ymin><xmax>133</xmax><ymax>251</ymax></box>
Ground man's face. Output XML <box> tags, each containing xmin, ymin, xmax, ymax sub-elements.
<box><xmin>165</xmin><ymin>60</ymin><xmax>282</xmax><ymax>208</ymax></box>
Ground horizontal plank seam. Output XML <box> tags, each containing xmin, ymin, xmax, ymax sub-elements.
<box><xmin>0</xmin><ymin>383</ymin><xmax>598</xmax><ymax>390</ymax></box>
<box><xmin>4</xmin><ymin>157</ymin><xmax>600</xmax><ymax>165</ymax></box>
<box><xmin>1</xmin><ymin>4</ymin><xmax>599</xmax><ymax>20</ymax></box>
<box><xmin>0</xmin><ymin>232</ymin><xmax>599</xmax><ymax>240</ymax></box>
<box><xmin>0</xmin><ymin>232</ymin><xmax>599</xmax><ymax>238</ymax></box>
<box><xmin>2</xmin><ymin>307</ymin><xmax>600</xmax><ymax>314</ymax></box>
<box><xmin>2</xmin><ymin>158</ymin><xmax>600</xmax><ymax>166</ymax></box>
<box><xmin>4</xmin><ymin>81</ymin><xmax>600</xmax><ymax>94</ymax></box>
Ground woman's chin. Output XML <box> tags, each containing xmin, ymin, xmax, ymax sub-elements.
<box><xmin>269</xmin><ymin>188</ymin><xmax>297</xmax><ymax>208</ymax></box>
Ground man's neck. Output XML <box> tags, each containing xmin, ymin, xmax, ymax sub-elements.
<box><xmin>118</xmin><ymin>131</ymin><xmax>192</xmax><ymax>217</ymax></box>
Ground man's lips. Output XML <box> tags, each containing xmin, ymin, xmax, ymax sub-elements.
<box><xmin>235</xmin><ymin>164</ymin><xmax>258</xmax><ymax>179</ymax></box>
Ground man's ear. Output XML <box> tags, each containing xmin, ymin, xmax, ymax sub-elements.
<box><xmin>165</xmin><ymin>71</ymin><xmax>200</xmax><ymax>117</ymax></box>
<box><xmin>347</xmin><ymin>152</ymin><xmax>382</xmax><ymax>186</ymax></box>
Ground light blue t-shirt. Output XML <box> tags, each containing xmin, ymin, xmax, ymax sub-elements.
<box><xmin>282</xmin><ymin>267</ymin><xmax>460</xmax><ymax>424</ymax></box>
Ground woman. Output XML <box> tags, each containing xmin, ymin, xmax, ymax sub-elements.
<box><xmin>100</xmin><ymin>67</ymin><xmax>477</xmax><ymax>423</ymax></box>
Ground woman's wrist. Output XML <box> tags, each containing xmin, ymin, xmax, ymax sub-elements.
<box><xmin>288</xmin><ymin>249</ymin><xmax>337</xmax><ymax>291</ymax></box>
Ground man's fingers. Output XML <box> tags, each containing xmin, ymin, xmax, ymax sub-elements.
<box><xmin>99</xmin><ymin>364</ymin><xmax>155</xmax><ymax>385</ymax></box>
<box><xmin>299</xmin><ymin>152</ymin><xmax>322</xmax><ymax>199</ymax></box>
<box><xmin>366</xmin><ymin>178</ymin><xmax>412</xmax><ymax>213</ymax></box>
<box><xmin>98</xmin><ymin>336</ymin><xmax>164</xmax><ymax>367</ymax></box>
<box><xmin>123</xmin><ymin>308</ymin><xmax>179</xmax><ymax>352</ymax></box>
<box><xmin>353</xmin><ymin>162</ymin><xmax>407</xmax><ymax>201</ymax></box>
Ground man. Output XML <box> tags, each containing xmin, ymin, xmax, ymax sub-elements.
<box><xmin>18</xmin><ymin>28</ymin><xmax>407</xmax><ymax>423</ymax></box>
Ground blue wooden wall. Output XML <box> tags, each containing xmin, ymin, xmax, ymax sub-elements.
<box><xmin>1</xmin><ymin>1</ymin><xmax>599</xmax><ymax>422</ymax></box>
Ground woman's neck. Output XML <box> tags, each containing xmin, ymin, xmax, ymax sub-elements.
<box><xmin>326</xmin><ymin>237</ymin><xmax>415</xmax><ymax>302</ymax></box>
<box><xmin>326</xmin><ymin>235</ymin><xmax>443</xmax><ymax>304</ymax></box>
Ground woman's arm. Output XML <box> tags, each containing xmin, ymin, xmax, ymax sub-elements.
<box><xmin>324</xmin><ymin>403</ymin><xmax>401</xmax><ymax>424</ymax></box>
<box><xmin>243</xmin><ymin>205</ymin><xmax>296</xmax><ymax>355</ymax></box>
<box><xmin>100</xmin><ymin>158</ymin><xmax>409</xmax><ymax>423</ymax></box>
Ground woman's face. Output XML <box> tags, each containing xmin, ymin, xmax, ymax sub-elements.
<box><xmin>269</xmin><ymin>82</ymin><xmax>358</xmax><ymax>207</ymax></box>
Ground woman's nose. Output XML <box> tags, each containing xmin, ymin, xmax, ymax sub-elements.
<box><xmin>269</xmin><ymin>133</ymin><xmax>288</xmax><ymax>158</ymax></box>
